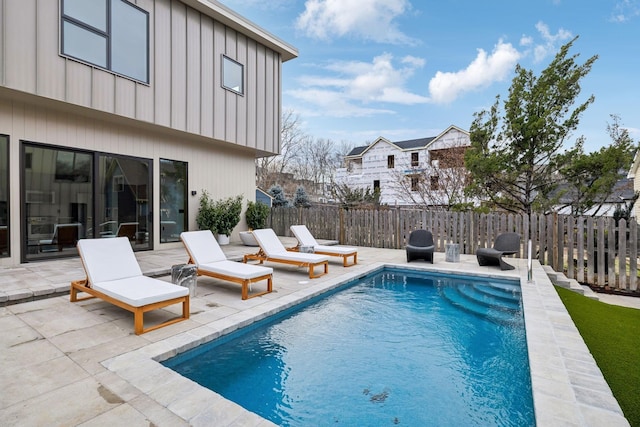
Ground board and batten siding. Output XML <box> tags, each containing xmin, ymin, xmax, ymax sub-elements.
<box><xmin>0</xmin><ymin>96</ymin><xmax>258</xmax><ymax>251</ymax></box>
<box><xmin>0</xmin><ymin>0</ymin><xmax>283</xmax><ymax>155</ymax></box>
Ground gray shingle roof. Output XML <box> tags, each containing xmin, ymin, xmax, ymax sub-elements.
<box><xmin>393</xmin><ymin>137</ymin><xmax>436</xmax><ymax>150</ymax></box>
<box><xmin>346</xmin><ymin>136</ymin><xmax>436</xmax><ymax>157</ymax></box>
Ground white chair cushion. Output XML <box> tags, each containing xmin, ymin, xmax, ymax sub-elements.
<box><xmin>253</xmin><ymin>228</ymin><xmax>329</xmax><ymax>262</ymax></box>
<box><xmin>180</xmin><ymin>230</ymin><xmax>227</xmax><ymax>265</ymax></box>
<box><xmin>251</xmin><ymin>228</ymin><xmax>289</xmax><ymax>256</ymax></box>
<box><xmin>314</xmin><ymin>244</ymin><xmax>357</xmax><ymax>255</ymax></box>
<box><xmin>199</xmin><ymin>260</ymin><xmax>273</xmax><ymax>280</ymax></box>
<box><xmin>273</xmin><ymin>251</ymin><xmax>329</xmax><ymax>263</ymax></box>
<box><xmin>290</xmin><ymin>225</ymin><xmax>319</xmax><ymax>247</ymax></box>
<box><xmin>77</xmin><ymin>237</ymin><xmax>142</xmax><ymax>283</ymax></box>
<box><xmin>92</xmin><ymin>276</ymin><xmax>188</xmax><ymax>307</ymax></box>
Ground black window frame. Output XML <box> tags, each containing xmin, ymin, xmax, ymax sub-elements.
<box><xmin>0</xmin><ymin>135</ymin><xmax>9</xmax><ymax>258</ymax></box>
<box><xmin>60</xmin><ymin>0</ymin><xmax>150</xmax><ymax>84</ymax></box>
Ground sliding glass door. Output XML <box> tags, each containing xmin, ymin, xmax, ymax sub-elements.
<box><xmin>97</xmin><ymin>154</ymin><xmax>152</xmax><ymax>250</ymax></box>
<box><xmin>0</xmin><ymin>136</ymin><xmax>8</xmax><ymax>257</ymax></box>
<box><xmin>22</xmin><ymin>144</ymin><xmax>93</xmax><ymax>260</ymax></box>
<box><xmin>159</xmin><ymin>158</ymin><xmax>187</xmax><ymax>243</ymax></box>
<box><xmin>22</xmin><ymin>142</ymin><xmax>153</xmax><ymax>261</ymax></box>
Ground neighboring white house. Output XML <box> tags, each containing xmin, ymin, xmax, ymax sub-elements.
<box><xmin>0</xmin><ymin>0</ymin><xmax>297</xmax><ymax>265</ymax></box>
<box><xmin>334</xmin><ymin>125</ymin><xmax>471</xmax><ymax>206</ymax></box>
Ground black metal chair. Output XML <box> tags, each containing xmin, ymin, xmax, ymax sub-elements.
<box><xmin>476</xmin><ymin>232</ymin><xmax>520</xmax><ymax>270</ymax></box>
<box><xmin>406</xmin><ymin>230</ymin><xmax>435</xmax><ymax>263</ymax></box>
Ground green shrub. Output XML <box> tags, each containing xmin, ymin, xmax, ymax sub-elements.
<box><xmin>245</xmin><ymin>201</ymin><xmax>270</xmax><ymax>230</ymax></box>
<box><xmin>196</xmin><ymin>191</ymin><xmax>243</xmax><ymax>236</ymax></box>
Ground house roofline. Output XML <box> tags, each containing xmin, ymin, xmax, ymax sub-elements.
<box><xmin>344</xmin><ymin>125</ymin><xmax>470</xmax><ymax>158</ymax></box>
<box><xmin>181</xmin><ymin>0</ymin><xmax>298</xmax><ymax>62</ymax></box>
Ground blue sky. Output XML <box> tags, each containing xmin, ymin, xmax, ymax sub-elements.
<box><xmin>221</xmin><ymin>0</ymin><xmax>640</xmax><ymax>152</ymax></box>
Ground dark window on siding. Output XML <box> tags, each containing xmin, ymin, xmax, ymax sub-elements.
<box><xmin>387</xmin><ymin>155</ymin><xmax>394</xmax><ymax>168</ymax></box>
<box><xmin>411</xmin><ymin>152</ymin><xmax>419</xmax><ymax>167</ymax></box>
<box><xmin>61</xmin><ymin>0</ymin><xmax>149</xmax><ymax>83</ymax></box>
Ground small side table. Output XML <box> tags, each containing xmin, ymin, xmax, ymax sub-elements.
<box><xmin>445</xmin><ymin>243</ymin><xmax>460</xmax><ymax>262</ymax></box>
<box><xmin>171</xmin><ymin>264</ymin><xmax>198</xmax><ymax>297</ymax></box>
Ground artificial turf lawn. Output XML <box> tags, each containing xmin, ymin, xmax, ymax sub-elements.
<box><xmin>555</xmin><ymin>286</ymin><xmax>640</xmax><ymax>426</ymax></box>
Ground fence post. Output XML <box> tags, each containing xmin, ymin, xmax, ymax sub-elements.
<box><xmin>339</xmin><ymin>208</ymin><xmax>345</xmax><ymax>245</ymax></box>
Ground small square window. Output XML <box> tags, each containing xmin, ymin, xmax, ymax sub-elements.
<box><xmin>222</xmin><ymin>56</ymin><xmax>244</xmax><ymax>94</ymax></box>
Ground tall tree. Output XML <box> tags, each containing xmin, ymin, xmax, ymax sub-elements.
<box><xmin>256</xmin><ymin>109</ymin><xmax>306</xmax><ymax>189</ymax></box>
<box><xmin>555</xmin><ymin>115</ymin><xmax>638</xmax><ymax>216</ymax></box>
<box><xmin>465</xmin><ymin>37</ymin><xmax>598</xmax><ymax>216</ymax></box>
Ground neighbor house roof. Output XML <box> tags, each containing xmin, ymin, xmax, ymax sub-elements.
<box><xmin>393</xmin><ymin>137</ymin><xmax>436</xmax><ymax>150</ymax></box>
<box><xmin>553</xmin><ymin>177</ymin><xmax>636</xmax><ymax>204</ymax></box>
<box><xmin>344</xmin><ymin>125</ymin><xmax>468</xmax><ymax>158</ymax></box>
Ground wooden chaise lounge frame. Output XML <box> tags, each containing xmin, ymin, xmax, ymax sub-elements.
<box><xmin>70</xmin><ymin>237</ymin><xmax>190</xmax><ymax>335</ymax></box>
<box><xmin>180</xmin><ymin>230</ymin><xmax>273</xmax><ymax>300</ymax></box>
<box><xmin>289</xmin><ymin>225</ymin><xmax>358</xmax><ymax>267</ymax></box>
<box><xmin>244</xmin><ymin>228</ymin><xmax>329</xmax><ymax>279</ymax></box>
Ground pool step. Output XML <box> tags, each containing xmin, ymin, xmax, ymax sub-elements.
<box><xmin>439</xmin><ymin>284</ymin><xmax>522</xmax><ymax>324</ymax></box>
<box><xmin>473</xmin><ymin>283</ymin><xmax>521</xmax><ymax>304</ymax></box>
<box><xmin>543</xmin><ymin>265</ymin><xmax>599</xmax><ymax>300</ymax></box>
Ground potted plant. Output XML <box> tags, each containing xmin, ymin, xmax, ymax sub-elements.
<box><xmin>240</xmin><ymin>201</ymin><xmax>270</xmax><ymax>246</ymax></box>
<box><xmin>196</xmin><ymin>191</ymin><xmax>243</xmax><ymax>245</ymax></box>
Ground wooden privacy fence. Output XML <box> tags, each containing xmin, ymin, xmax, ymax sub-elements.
<box><xmin>268</xmin><ymin>207</ymin><xmax>639</xmax><ymax>293</ymax></box>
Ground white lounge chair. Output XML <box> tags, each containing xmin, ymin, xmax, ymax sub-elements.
<box><xmin>290</xmin><ymin>225</ymin><xmax>358</xmax><ymax>267</ymax></box>
<box><xmin>245</xmin><ymin>228</ymin><xmax>330</xmax><ymax>279</ymax></box>
<box><xmin>70</xmin><ymin>237</ymin><xmax>190</xmax><ymax>335</ymax></box>
<box><xmin>180</xmin><ymin>230</ymin><xmax>273</xmax><ymax>300</ymax></box>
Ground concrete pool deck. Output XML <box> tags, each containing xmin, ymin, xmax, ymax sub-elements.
<box><xmin>0</xmin><ymin>238</ymin><xmax>634</xmax><ymax>426</ymax></box>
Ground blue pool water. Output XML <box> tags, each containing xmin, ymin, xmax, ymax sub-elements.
<box><xmin>164</xmin><ymin>268</ymin><xmax>535</xmax><ymax>426</ymax></box>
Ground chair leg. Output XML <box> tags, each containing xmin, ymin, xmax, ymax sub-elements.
<box><xmin>499</xmin><ymin>257</ymin><xmax>515</xmax><ymax>270</ymax></box>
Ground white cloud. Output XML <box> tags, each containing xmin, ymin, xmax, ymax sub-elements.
<box><xmin>295</xmin><ymin>0</ymin><xmax>416</xmax><ymax>44</ymax></box>
<box><xmin>286</xmin><ymin>88</ymin><xmax>395</xmax><ymax>118</ymax></box>
<box><xmin>529</xmin><ymin>21</ymin><xmax>572</xmax><ymax>62</ymax></box>
<box><xmin>287</xmin><ymin>53</ymin><xmax>428</xmax><ymax>118</ymax></box>
<box><xmin>610</xmin><ymin>0</ymin><xmax>640</xmax><ymax>22</ymax></box>
<box><xmin>427</xmin><ymin>41</ymin><xmax>521</xmax><ymax>105</ymax></box>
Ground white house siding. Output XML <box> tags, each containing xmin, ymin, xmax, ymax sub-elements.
<box><xmin>335</xmin><ymin>126</ymin><xmax>471</xmax><ymax>206</ymax></box>
<box><xmin>0</xmin><ymin>0</ymin><xmax>292</xmax><ymax>155</ymax></box>
<box><xmin>628</xmin><ymin>152</ymin><xmax>640</xmax><ymax>218</ymax></box>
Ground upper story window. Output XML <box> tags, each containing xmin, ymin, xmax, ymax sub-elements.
<box><xmin>222</xmin><ymin>56</ymin><xmax>244</xmax><ymax>94</ymax></box>
<box><xmin>387</xmin><ymin>155</ymin><xmax>395</xmax><ymax>169</ymax></box>
<box><xmin>411</xmin><ymin>152</ymin><xmax>419</xmax><ymax>167</ymax></box>
<box><xmin>61</xmin><ymin>0</ymin><xmax>149</xmax><ymax>83</ymax></box>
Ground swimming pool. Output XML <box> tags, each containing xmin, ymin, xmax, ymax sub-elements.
<box><xmin>164</xmin><ymin>268</ymin><xmax>535</xmax><ymax>426</ymax></box>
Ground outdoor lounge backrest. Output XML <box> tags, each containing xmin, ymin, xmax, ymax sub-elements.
<box><xmin>180</xmin><ymin>230</ymin><xmax>227</xmax><ymax>265</ymax></box>
<box><xmin>493</xmin><ymin>232</ymin><xmax>520</xmax><ymax>254</ymax></box>
<box><xmin>290</xmin><ymin>225</ymin><xmax>319</xmax><ymax>247</ymax></box>
<box><xmin>408</xmin><ymin>229</ymin><xmax>434</xmax><ymax>247</ymax></box>
<box><xmin>77</xmin><ymin>237</ymin><xmax>142</xmax><ymax>284</ymax></box>
<box><xmin>252</xmin><ymin>229</ymin><xmax>289</xmax><ymax>256</ymax></box>
<box><xmin>406</xmin><ymin>229</ymin><xmax>435</xmax><ymax>263</ymax></box>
